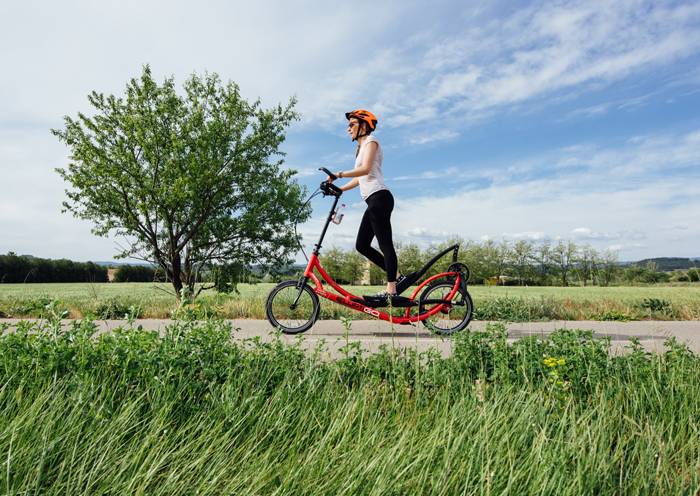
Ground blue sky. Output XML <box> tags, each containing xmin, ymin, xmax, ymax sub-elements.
<box><xmin>1</xmin><ymin>0</ymin><xmax>699</xmax><ymax>263</ymax></box>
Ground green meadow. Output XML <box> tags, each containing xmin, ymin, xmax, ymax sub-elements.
<box><xmin>1</xmin><ymin>282</ymin><xmax>699</xmax><ymax>321</ymax></box>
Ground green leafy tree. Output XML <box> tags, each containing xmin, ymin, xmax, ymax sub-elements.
<box><xmin>52</xmin><ymin>65</ymin><xmax>307</xmax><ymax>299</ymax></box>
<box><xmin>485</xmin><ymin>238</ymin><xmax>511</xmax><ymax>285</ymax></box>
<box><xmin>431</xmin><ymin>236</ymin><xmax>481</xmax><ymax>283</ymax></box>
<box><xmin>575</xmin><ymin>243</ymin><xmax>599</xmax><ymax>287</ymax></box>
<box><xmin>461</xmin><ymin>239</ymin><xmax>489</xmax><ymax>284</ymax></box>
<box><xmin>396</xmin><ymin>242</ymin><xmax>425</xmax><ymax>280</ymax></box>
<box><xmin>318</xmin><ymin>245</ymin><xmax>346</xmax><ymax>284</ymax></box>
<box><xmin>534</xmin><ymin>239</ymin><xmax>554</xmax><ymax>285</ymax></box>
<box><xmin>598</xmin><ymin>248</ymin><xmax>621</xmax><ymax>286</ymax></box>
<box><xmin>431</xmin><ymin>237</ymin><xmax>464</xmax><ymax>279</ymax></box>
<box><xmin>342</xmin><ymin>250</ymin><xmax>367</xmax><ymax>285</ymax></box>
<box><xmin>421</xmin><ymin>242</ymin><xmax>442</xmax><ymax>281</ymax></box>
<box><xmin>0</xmin><ymin>254</ymin><xmax>107</xmax><ymax>283</ymax></box>
<box><xmin>369</xmin><ymin>256</ymin><xmax>386</xmax><ymax>285</ymax></box>
<box><xmin>624</xmin><ymin>264</ymin><xmax>647</xmax><ymax>284</ymax></box>
<box><xmin>113</xmin><ymin>264</ymin><xmax>165</xmax><ymax>283</ymax></box>
<box><xmin>511</xmin><ymin>239</ymin><xmax>535</xmax><ymax>285</ymax></box>
<box><xmin>645</xmin><ymin>260</ymin><xmax>658</xmax><ymax>278</ymax></box>
<box><xmin>553</xmin><ymin>239</ymin><xmax>578</xmax><ymax>286</ymax></box>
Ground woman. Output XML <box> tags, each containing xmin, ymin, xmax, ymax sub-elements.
<box><xmin>328</xmin><ymin>109</ymin><xmax>405</xmax><ymax>298</ymax></box>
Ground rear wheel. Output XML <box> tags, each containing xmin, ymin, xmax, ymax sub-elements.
<box><xmin>418</xmin><ymin>281</ymin><xmax>473</xmax><ymax>335</ymax></box>
<box><xmin>265</xmin><ymin>280</ymin><xmax>320</xmax><ymax>334</ymax></box>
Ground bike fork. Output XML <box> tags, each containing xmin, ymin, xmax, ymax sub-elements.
<box><xmin>290</xmin><ymin>276</ymin><xmax>310</xmax><ymax>309</ymax></box>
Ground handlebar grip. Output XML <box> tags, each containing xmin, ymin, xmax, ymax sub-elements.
<box><xmin>327</xmin><ymin>182</ymin><xmax>342</xmax><ymax>195</ymax></box>
<box><xmin>318</xmin><ymin>167</ymin><xmax>337</xmax><ymax>181</ymax></box>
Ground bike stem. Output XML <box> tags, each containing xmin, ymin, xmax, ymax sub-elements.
<box><xmin>292</xmin><ymin>192</ymin><xmax>339</xmax><ymax>309</ymax></box>
<box><xmin>312</xmin><ymin>194</ymin><xmax>340</xmax><ymax>256</ymax></box>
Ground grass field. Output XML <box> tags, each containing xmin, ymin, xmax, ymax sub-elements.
<box><xmin>1</xmin><ymin>318</ymin><xmax>699</xmax><ymax>494</ymax></box>
<box><xmin>1</xmin><ymin>281</ymin><xmax>699</xmax><ymax>321</ymax></box>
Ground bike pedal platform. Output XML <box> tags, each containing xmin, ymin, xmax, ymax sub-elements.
<box><xmin>352</xmin><ymin>296</ymin><xmax>417</xmax><ymax>308</ymax></box>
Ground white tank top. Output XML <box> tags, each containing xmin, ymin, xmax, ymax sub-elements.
<box><xmin>355</xmin><ymin>135</ymin><xmax>389</xmax><ymax>200</ymax></box>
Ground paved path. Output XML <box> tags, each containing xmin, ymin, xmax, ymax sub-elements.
<box><xmin>3</xmin><ymin>318</ymin><xmax>699</xmax><ymax>358</ymax></box>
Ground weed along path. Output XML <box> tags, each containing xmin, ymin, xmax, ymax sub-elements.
<box><xmin>2</xmin><ymin>318</ymin><xmax>699</xmax><ymax>358</ymax></box>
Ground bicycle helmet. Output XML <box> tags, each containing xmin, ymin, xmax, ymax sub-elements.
<box><xmin>346</xmin><ymin>109</ymin><xmax>377</xmax><ymax>141</ymax></box>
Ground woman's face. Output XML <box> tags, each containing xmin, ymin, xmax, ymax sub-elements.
<box><xmin>348</xmin><ymin>118</ymin><xmax>360</xmax><ymax>139</ymax></box>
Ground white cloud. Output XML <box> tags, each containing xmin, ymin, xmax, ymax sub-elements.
<box><xmin>349</xmin><ymin>0</ymin><xmax>700</xmax><ymax>136</ymax></box>
<box><xmin>2</xmin><ymin>0</ymin><xmax>700</xmax><ymax>263</ymax></box>
<box><xmin>386</xmin><ymin>128</ymin><xmax>700</xmax><ymax>259</ymax></box>
<box><xmin>409</xmin><ymin>131</ymin><xmax>459</xmax><ymax>146</ymax></box>
<box><xmin>400</xmin><ymin>227</ymin><xmax>454</xmax><ymax>240</ymax></box>
<box><xmin>287</xmin><ymin>167</ymin><xmax>319</xmax><ymax>178</ymax></box>
<box><xmin>502</xmin><ymin>231</ymin><xmax>547</xmax><ymax>241</ymax></box>
<box><xmin>606</xmin><ymin>243</ymin><xmax>647</xmax><ymax>252</ymax></box>
<box><xmin>570</xmin><ymin>228</ymin><xmax>647</xmax><ymax>241</ymax></box>
<box><xmin>394</xmin><ymin>167</ymin><xmax>460</xmax><ymax>181</ymax></box>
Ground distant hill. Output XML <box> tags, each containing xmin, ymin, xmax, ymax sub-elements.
<box><xmin>622</xmin><ymin>257</ymin><xmax>699</xmax><ymax>271</ymax></box>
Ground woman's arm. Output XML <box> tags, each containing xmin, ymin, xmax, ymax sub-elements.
<box><xmin>333</xmin><ymin>141</ymin><xmax>377</xmax><ymax>180</ymax></box>
<box><xmin>340</xmin><ymin>177</ymin><xmax>359</xmax><ymax>191</ymax></box>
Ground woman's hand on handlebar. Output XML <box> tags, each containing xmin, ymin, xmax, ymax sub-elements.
<box><xmin>319</xmin><ymin>167</ymin><xmax>337</xmax><ymax>183</ymax></box>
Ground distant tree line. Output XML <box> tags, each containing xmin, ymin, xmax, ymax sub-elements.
<box><xmin>316</xmin><ymin>238</ymin><xmax>696</xmax><ymax>287</ymax></box>
<box><xmin>0</xmin><ymin>252</ymin><xmax>108</xmax><ymax>283</ymax></box>
<box><xmin>4</xmin><ymin>247</ymin><xmax>695</xmax><ymax>287</ymax></box>
<box><xmin>113</xmin><ymin>264</ymin><xmax>215</xmax><ymax>283</ymax></box>
<box><xmin>113</xmin><ymin>265</ymin><xmax>166</xmax><ymax>283</ymax></box>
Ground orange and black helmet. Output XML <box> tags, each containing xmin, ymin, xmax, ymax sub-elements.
<box><xmin>345</xmin><ymin>109</ymin><xmax>378</xmax><ymax>131</ymax></box>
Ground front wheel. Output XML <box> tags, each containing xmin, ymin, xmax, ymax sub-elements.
<box><xmin>419</xmin><ymin>281</ymin><xmax>473</xmax><ymax>335</ymax></box>
<box><xmin>265</xmin><ymin>280</ymin><xmax>320</xmax><ymax>334</ymax></box>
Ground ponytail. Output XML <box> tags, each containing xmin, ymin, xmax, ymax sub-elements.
<box><xmin>355</xmin><ymin>122</ymin><xmax>370</xmax><ymax>156</ymax></box>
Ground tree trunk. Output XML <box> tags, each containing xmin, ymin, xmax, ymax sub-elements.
<box><xmin>171</xmin><ymin>253</ymin><xmax>183</xmax><ymax>300</ymax></box>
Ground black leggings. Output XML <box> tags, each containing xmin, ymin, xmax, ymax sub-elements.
<box><xmin>355</xmin><ymin>190</ymin><xmax>398</xmax><ymax>283</ymax></box>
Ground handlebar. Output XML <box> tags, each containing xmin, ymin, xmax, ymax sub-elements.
<box><xmin>318</xmin><ymin>167</ymin><xmax>337</xmax><ymax>181</ymax></box>
<box><xmin>318</xmin><ymin>167</ymin><xmax>342</xmax><ymax>197</ymax></box>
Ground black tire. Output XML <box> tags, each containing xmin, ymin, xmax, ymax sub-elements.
<box><xmin>265</xmin><ymin>280</ymin><xmax>320</xmax><ymax>334</ymax></box>
<box><xmin>418</xmin><ymin>281</ymin><xmax>473</xmax><ymax>335</ymax></box>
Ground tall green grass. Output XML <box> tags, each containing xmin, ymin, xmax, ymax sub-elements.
<box><xmin>1</xmin><ymin>317</ymin><xmax>699</xmax><ymax>494</ymax></box>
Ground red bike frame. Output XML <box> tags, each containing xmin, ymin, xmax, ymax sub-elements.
<box><xmin>303</xmin><ymin>253</ymin><xmax>462</xmax><ymax>324</ymax></box>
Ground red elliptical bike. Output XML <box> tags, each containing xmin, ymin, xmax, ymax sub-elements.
<box><xmin>265</xmin><ymin>168</ymin><xmax>473</xmax><ymax>335</ymax></box>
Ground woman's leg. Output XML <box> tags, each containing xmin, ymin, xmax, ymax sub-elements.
<box><xmin>355</xmin><ymin>208</ymin><xmax>386</xmax><ymax>270</ymax></box>
<box><xmin>357</xmin><ymin>190</ymin><xmax>399</xmax><ymax>292</ymax></box>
